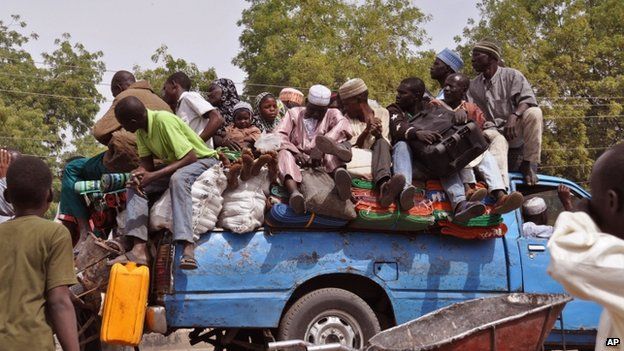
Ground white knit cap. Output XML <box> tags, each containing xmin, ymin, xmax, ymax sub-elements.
<box><xmin>522</xmin><ymin>197</ymin><xmax>547</xmax><ymax>216</ymax></box>
<box><xmin>307</xmin><ymin>84</ymin><xmax>331</xmax><ymax>107</ymax></box>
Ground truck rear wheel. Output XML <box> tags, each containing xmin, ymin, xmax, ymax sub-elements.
<box><xmin>278</xmin><ymin>288</ymin><xmax>380</xmax><ymax>349</ymax></box>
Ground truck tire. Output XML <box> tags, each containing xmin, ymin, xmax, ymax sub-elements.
<box><xmin>278</xmin><ymin>288</ymin><xmax>380</xmax><ymax>349</ymax></box>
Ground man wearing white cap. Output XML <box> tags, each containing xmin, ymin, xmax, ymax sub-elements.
<box><xmin>521</xmin><ymin>185</ymin><xmax>573</xmax><ymax>238</ymax></box>
<box><xmin>336</xmin><ymin>78</ymin><xmax>416</xmax><ymax>210</ymax></box>
<box><xmin>430</xmin><ymin>48</ymin><xmax>464</xmax><ymax>100</ymax></box>
<box><xmin>275</xmin><ymin>84</ymin><xmax>353</xmax><ymax>214</ymax></box>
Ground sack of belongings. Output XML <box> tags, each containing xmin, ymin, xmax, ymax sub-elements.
<box><xmin>300</xmin><ymin>169</ymin><xmax>357</xmax><ymax>220</ymax></box>
<box><xmin>218</xmin><ymin>168</ymin><xmax>270</xmax><ymax>233</ymax></box>
<box><xmin>148</xmin><ymin>164</ymin><xmax>227</xmax><ymax>239</ymax></box>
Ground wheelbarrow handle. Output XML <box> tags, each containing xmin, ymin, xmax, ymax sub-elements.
<box><xmin>268</xmin><ymin>340</ymin><xmax>356</xmax><ymax>351</ymax></box>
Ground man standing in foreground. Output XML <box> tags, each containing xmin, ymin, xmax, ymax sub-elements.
<box><xmin>548</xmin><ymin>143</ymin><xmax>624</xmax><ymax>350</ymax></box>
<box><xmin>468</xmin><ymin>40</ymin><xmax>543</xmax><ymax>186</ymax></box>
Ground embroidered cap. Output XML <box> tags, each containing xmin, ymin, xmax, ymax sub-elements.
<box><xmin>307</xmin><ymin>84</ymin><xmax>332</xmax><ymax>107</ymax></box>
<box><xmin>436</xmin><ymin>48</ymin><xmax>464</xmax><ymax>73</ymax></box>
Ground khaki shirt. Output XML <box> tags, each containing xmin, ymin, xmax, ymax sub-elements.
<box><xmin>467</xmin><ymin>67</ymin><xmax>538</xmax><ymax>126</ymax></box>
<box><xmin>92</xmin><ymin>81</ymin><xmax>172</xmax><ymax>172</ymax></box>
<box><xmin>348</xmin><ymin>107</ymin><xmax>390</xmax><ymax>150</ymax></box>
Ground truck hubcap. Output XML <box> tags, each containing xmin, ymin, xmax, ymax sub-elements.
<box><xmin>305</xmin><ymin>310</ymin><xmax>363</xmax><ymax>348</ymax></box>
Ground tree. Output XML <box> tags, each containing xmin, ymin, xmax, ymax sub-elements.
<box><xmin>458</xmin><ymin>0</ymin><xmax>624</xmax><ymax>185</ymax></box>
<box><xmin>134</xmin><ymin>45</ymin><xmax>217</xmax><ymax>98</ymax></box>
<box><xmin>233</xmin><ymin>0</ymin><xmax>434</xmax><ymax>106</ymax></box>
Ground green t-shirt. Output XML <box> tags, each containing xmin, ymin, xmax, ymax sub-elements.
<box><xmin>136</xmin><ymin>109</ymin><xmax>217</xmax><ymax>163</ymax></box>
<box><xmin>0</xmin><ymin>216</ymin><xmax>77</xmax><ymax>351</ymax></box>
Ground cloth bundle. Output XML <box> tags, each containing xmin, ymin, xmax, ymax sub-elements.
<box><xmin>265</xmin><ymin>203</ymin><xmax>348</xmax><ymax>229</ymax></box>
<box><xmin>438</xmin><ymin>221</ymin><xmax>508</xmax><ymax>240</ymax></box>
<box><xmin>100</xmin><ymin>173</ymin><xmax>131</xmax><ymax>192</ymax></box>
<box><xmin>218</xmin><ymin>168</ymin><xmax>270</xmax><ymax>233</ymax></box>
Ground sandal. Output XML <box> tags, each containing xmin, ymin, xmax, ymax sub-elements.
<box><xmin>180</xmin><ymin>255</ymin><xmax>198</xmax><ymax>270</ymax></box>
<box><xmin>107</xmin><ymin>250</ymin><xmax>149</xmax><ymax>267</ymax></box>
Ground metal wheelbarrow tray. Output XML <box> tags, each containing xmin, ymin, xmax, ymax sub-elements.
<box><xmin>367</xmin><ymin>293</ymin><xmax>572</xmax><ymax>351</ymax></box>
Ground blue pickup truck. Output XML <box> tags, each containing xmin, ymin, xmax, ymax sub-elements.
<box><xmin>147</xmin><ymin>173</ymin><xmax>600</xmax><ymax>350</ymax></box>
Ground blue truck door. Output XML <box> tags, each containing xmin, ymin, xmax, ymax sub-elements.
<box><xmin>512</xmin><ymin>177</ymin><xmax>602</xmax><ymax>336</ymax></box>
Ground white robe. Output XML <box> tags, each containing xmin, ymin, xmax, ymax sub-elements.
<box><xmin>547</xmin><ymin>211</ymin><xmax>624</xmax><ymax>351</ymax></box>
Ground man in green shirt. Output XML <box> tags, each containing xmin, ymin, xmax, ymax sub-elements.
<box><xmin>0</xmin><ymin>156</ymin><xmax>79</xmax><ymax>351</ymax></box>
<box><xmin>109</xmin><ymin>96</ymin><xmax>219</xmax><ymax>270</ymax></box>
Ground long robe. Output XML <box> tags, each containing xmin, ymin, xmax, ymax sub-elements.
<box><xmin>276</xmin><ymin>106</ymin><xmax>351</xmax><ymax>183</ymax></box>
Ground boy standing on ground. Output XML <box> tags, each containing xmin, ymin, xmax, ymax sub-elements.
<box><xmin>0</xmin><ymin>156</ymin><xmax>79</xmax><ymax>351</ymax></box>
<box><xmin>162</xmin><ymin>71</ymin><xmax>224</xmax><ymax>147</ymax></box>
<box><xmin>108</xmin><ymin>96</ymin><xmax>220</xmax><ymax>270</ymax></box>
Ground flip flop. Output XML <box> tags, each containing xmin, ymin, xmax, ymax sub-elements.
<box><xmin>492</xmin><ymin>191</ymin><xmax>524</xmax><ymax>214</ymax></box>
<box><xmin>467</xmin><ymin>188</ymin><xmax>488</xmax><ymax>202</ymax></box>
<box><xmin>399</xmin><ymin>185</ymin><xmax>416</xmax><ymax>210</ymax></box>
<box><xmin>180</xmin><ymin>255</ymin><xmax>198</xmax><ymax>270</ymax></box>
<box><xmin>289</xmin><ymin>191</ymin><xmax>306</xmax><ymax>215</ymax></box>
<box><xmin>107</xmin><ymin>251</ymin><xmax>149</xmax><ymax>267</ymax></box>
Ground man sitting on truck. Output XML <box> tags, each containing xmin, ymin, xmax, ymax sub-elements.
<box><xmin>276</xmin><ymin>84</ymin><xmax>352</xmax><ymax>215</ymax></box>
<box><xmin>434</xmin><ymin>73</ymin><xmax>524</xmax><ymax>213</ymax></box>
<box><xmin>108</xmin><ymin>96</ymin><xmax>220</xmax><ymax>270</ymax></box>
<box><xmin>548</xmin><ymin>142</ymin><xmax>624</xmax><ymax>349</ymax></box>
<box><xmin>338</xmin><ymin>78</ymin><xmax>416</xmax><ymax>210</ymax></box>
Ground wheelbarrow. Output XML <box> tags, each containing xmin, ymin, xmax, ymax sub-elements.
<box><xmin>268</xmin><ymin>293</ymin><xmax>572</xmax><ymax>351</ymax></box>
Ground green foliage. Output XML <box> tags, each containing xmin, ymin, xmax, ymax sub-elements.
<box><xmin>233</xmin><ymin>0</ymin><xmax>434</xmax><ymax>106</ymax></box>
<box><xmin>0</xmin><ymin>15</ymin><xmax>105</xmax><ymax>218</ymax></box>
<box><xmin>134</xmin><ymin>45</ymin><xmax>218</xmax><ymax>97</ymax></box>
<box><xmin>458</xmin><ymin>0</ymin><xmax>624</xmax><ymax>185</ymax></box>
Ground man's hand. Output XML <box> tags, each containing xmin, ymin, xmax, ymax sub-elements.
<box><xmin>368</xmin><ymin>117</ymin><xmax>382</xmax><ymax>139</ymax></box>
<box><xmin>557</xmin><ymin>184</ymin><xmax>574</xmax><ymax>211</ymax></box>
<box><xmin>138</xmin><ymin>171</ymin><xmax>158</xmax><ymax>188</ymax></box>
<box><xmin>294</xmin><ymin>152</ymin><xmax>309</xmax><ymax>167</ymax></box>
<box><xmin>309</xmin><ymin>148</ymin><xmax>323</xmax><ymax>168</ymax></box>
<box><xmin>504</xmin><ymin>114</ymin><xmax>519</xmax><ymax>139</ymax></box>
<box><xmin>453</xmin><ymin>109</ymin><xmax>468</xmax><ymax>125</ymax></box>
<box><xmin>415</xmin><ymin>130</ymin><xmax>442</xmax><ymax>145</ymax></box>
<box><xmin>0</xmin><ymin>149</ymin><xmax>10</xmax><ymax>178</ymax></box>
<box><xmin>223</xmin><ymin>138</ymin><xmax>243</xmax><ymax>152</ymax></box>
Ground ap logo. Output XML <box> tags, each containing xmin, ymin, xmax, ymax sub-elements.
<box><xmin>606</xmin><ymin>338</ymin><xmax>620</xmax><ymax>347</ymax></box>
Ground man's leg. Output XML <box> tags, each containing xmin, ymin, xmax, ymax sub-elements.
<box><xmin>518</xmin><ymin>107</ymin><xmax>543</xmax><ymax>185</ymax></box>
<box><xmin>440</xmin><ymin>172</ymin><xmax>486</xmax><ymax>222</ymax></box>
<box><xmin>391</xmin><ymin>141</ymin><xmax>417</xmax><ymax>209</ymax></box>
<box><xmin>109</xmin><ymin>175</ymin><xmax>170</xmax><ymax>265</ymax></box>
<box><xmin>169</xmin><ymin>158</ymin><xmax>219</xmax><ymax>243</ymax></box>
<box><xmin>475</xmin><ymin>151</ymin><xmax>524</xmax><ymax>214</ymax></box>
<box><xmin>374</xmin><ymin>139</ymin><xmax>405</xmax><ymax>208</ymax></box>
<box><xmin>278</xmin><ymin>149</ymin><xmax>305</xmax><ymax>214</ymax></box>
<box><xmin>483</xmin><ymin>128</ymin><xmax>509</xmax><ymax>188</ymax></box>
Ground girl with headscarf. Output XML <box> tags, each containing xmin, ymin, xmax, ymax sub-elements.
<box><xmin>253</xmin><ymin>92</ymin><xmax>285</xmax><ymax>133</ymax></box>
<box><xmin>207</xmin><ymin>78</ymin><xmax>241</xmax><ymax>127</ymax></box>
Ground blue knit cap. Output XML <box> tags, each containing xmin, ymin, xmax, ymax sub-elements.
<box><xmin>436</xmin><ymin>48</ymin><xmax>464</xmax><ymax>73</ymax></box>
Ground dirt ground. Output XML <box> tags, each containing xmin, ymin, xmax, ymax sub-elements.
<box><xmin>57</xmin><ymin>329</ymin><xmax>212</xmax><ymax>350</ymax></box>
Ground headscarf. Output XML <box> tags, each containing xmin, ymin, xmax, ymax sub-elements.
<box><xmin>212</xmin><ymin>78</ymin><xmax>240</xmax><ymax>126</ymax></box>
<box><xmin>252</xmin><ymin>92</ymin><xmax>285</xmax><ymax>133</ymax></box>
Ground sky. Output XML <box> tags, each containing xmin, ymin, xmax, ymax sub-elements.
<box><xmin>1</xmin><ymin>0</ymin><xmax>481</xmax><ymax>118</ymax></box>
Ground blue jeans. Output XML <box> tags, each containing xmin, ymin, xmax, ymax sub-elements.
<box><xmin>125</xmin><ymin>158</ymin><xmax>218</xmax><ymax>243</ymax></box>
<box><xmin>392</xmin><ymin>141</ymin><xmax>465</xmax><ymax>208</ymax></box>
<box><xmin>459</xmin><ymin>150</ymin><xmax>506</xmax><ymax>192</ymax></box>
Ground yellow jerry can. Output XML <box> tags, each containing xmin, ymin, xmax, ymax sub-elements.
<box><xmin>101</xmin><ymin>262</ymin><xmax>150</xmax><ymax>346</ymax></box>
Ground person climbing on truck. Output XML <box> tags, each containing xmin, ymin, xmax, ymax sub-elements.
<box><xmin>548</xmin><ymin>142</ymin><xmax>624</xmax><ymax>349</ymax></box>
<box><xmin>108</xmin><ymin>96</ymin><xmax>221</xmax><ymax>270</ymax></box>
